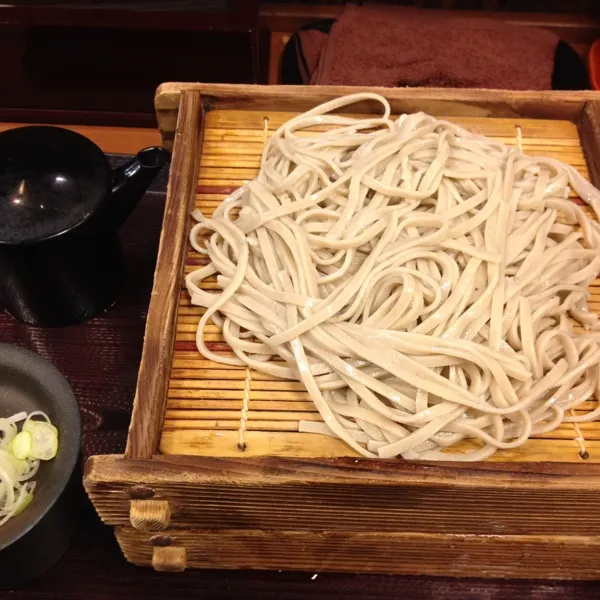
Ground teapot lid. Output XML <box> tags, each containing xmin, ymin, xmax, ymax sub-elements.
<box><xmin>0</xmin><ymin>126</ymin><xmax>110</xmax><ymax>245</ymax></box>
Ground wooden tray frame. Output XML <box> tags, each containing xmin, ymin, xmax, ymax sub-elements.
<box><xmin>85</xmin><ymin>83</ymin><xmax>600</xmax><ymax>579</ymax></box>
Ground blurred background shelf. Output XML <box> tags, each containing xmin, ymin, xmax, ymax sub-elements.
<box><xmin>0</xmin><ymin>0</ymin><xmax>265</xmax><ymax>125</ymax></box>
<box><xmin>0</xmin><ymin>0</ymin><xmax>598</xmax><ymax>127</ymax></box>
<box><xmin>0</xmin><ymin>0</ymin><xmax>255</xmax><ymax>29</ymax></box>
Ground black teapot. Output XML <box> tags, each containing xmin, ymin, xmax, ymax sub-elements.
<box><xmin>0</xmin><ymin>126</ymin><xmax>169</xmax><ymax>326</ymax></box>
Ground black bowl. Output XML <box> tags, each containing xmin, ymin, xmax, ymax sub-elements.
<box><xmin>0</xmin><ymin>343</ymin><xmax>81</xmax><ymax>589</ymax></box>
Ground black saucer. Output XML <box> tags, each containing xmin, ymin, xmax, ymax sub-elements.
<box><xmin>0</xmin><ymin>343</ymin><xmax>81</xmax><ymax>589</ymax></box>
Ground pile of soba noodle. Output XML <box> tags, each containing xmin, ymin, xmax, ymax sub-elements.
<box><xmin>186</xmin><ymin>93</ymin><xmax>600</xmax><ymax>461</ymax></box>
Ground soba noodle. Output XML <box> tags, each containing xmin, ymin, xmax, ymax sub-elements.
<box><xmin>186</xmin><ymin>93</ymin><xmax>600</xmax><ymax>460</ymax></box>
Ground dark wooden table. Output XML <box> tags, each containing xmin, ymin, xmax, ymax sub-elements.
<box><xmin>2</xmin><ymin>124</ymin><xmax>600</xmax><ymax>599</ymax></box>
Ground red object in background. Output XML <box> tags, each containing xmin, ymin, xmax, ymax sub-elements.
<box><xmin>589</xmin><ymin>39</ymin><xmax>600</xmax><ymax>89</ymax></box>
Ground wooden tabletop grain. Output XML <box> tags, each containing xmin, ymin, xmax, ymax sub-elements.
<box><xmin>3</xmin><ymin>121</ymin><xmax>600</xmax><ymax>599</ymax></box>
<box><xmin>0</xmin><ymin>123</ymin><xmax>161</xmax><ymax>155</ymax></box>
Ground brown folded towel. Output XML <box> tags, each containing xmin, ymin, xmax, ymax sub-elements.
<box><xmin>303</xmin><ymin>5</ymin><xmax>559</xmax><ymax>90</ymax></box>
<box><xmin>296</xmin><ymin>28</ymin><xmax>328</xmax><ymax>85</ymax></box>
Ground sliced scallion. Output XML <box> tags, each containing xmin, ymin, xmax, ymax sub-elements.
<box><xmin>10</xmin><ymin>431</ymin><xmax>32</xmax><ymax>461</ymax></box>
<box><xmin>0</xmin><ymin>411</ymin><xmax>59</xmax><ymax>527</ymax></box>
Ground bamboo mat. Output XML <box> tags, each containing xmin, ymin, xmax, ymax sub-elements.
<box><xmin>160</xmin><ymin>109</ymin><xmax>600</xmax><ymax>462</ymax></box>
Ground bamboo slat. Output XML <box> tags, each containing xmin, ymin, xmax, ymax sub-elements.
<box><xmin>160</xmin><ymin>108</ymin><xmax>600</xmax><ymax>462</ymax></box>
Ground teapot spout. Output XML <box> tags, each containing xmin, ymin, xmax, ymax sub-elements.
<box><xmin>109</xmin><ymin>147</ymin><xmax>169</xmax><ymax>229</ymax></box>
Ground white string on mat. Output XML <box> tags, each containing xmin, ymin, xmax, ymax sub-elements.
<box><xmin>236</xmin><ymin>116</ymin><xmax>269</xmax><ymax>452</ymax></box>
<box><xmin>238</xmin><ymin>367</ymin><xmax>252</xmax><ymax>451</ymax></box>
<box><xmin>186</xmin><ymin>92</ymin><xmax>600</xmax><ymax>461</ymax></box>
<box><xmin>516</xmin><ymin>125</ymin><xmax>524</xmax><ymax>153</ymax></box>
<box><xmin>569</xmin><ymin>408</ymin><xmax>588</xmax><ymax>459</ymax></box>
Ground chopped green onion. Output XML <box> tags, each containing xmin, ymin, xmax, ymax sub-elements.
<box><xmin>24</xmin><ymin>422</ymin><xmax>58</xmax><ymax>461</ymax></box>
<box><xmin>10</xmin><ymin>431</ymin><xmax>32</xmax><ymax>460</ymax></box>
<box><xmin>0</xmin><ymin>411</ymin><xmax>58</xmax><ymax>527</ymax></box>
<box><xmin>12</xmin><ymin>485</ymin><xmax>34</xmax><ymax>516</ymax></box>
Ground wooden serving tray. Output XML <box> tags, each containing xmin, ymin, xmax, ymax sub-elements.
<box><xmin>85</xmin><ymin>83</ymin><xmax>600</xmax><ymax>579</ymax></box>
